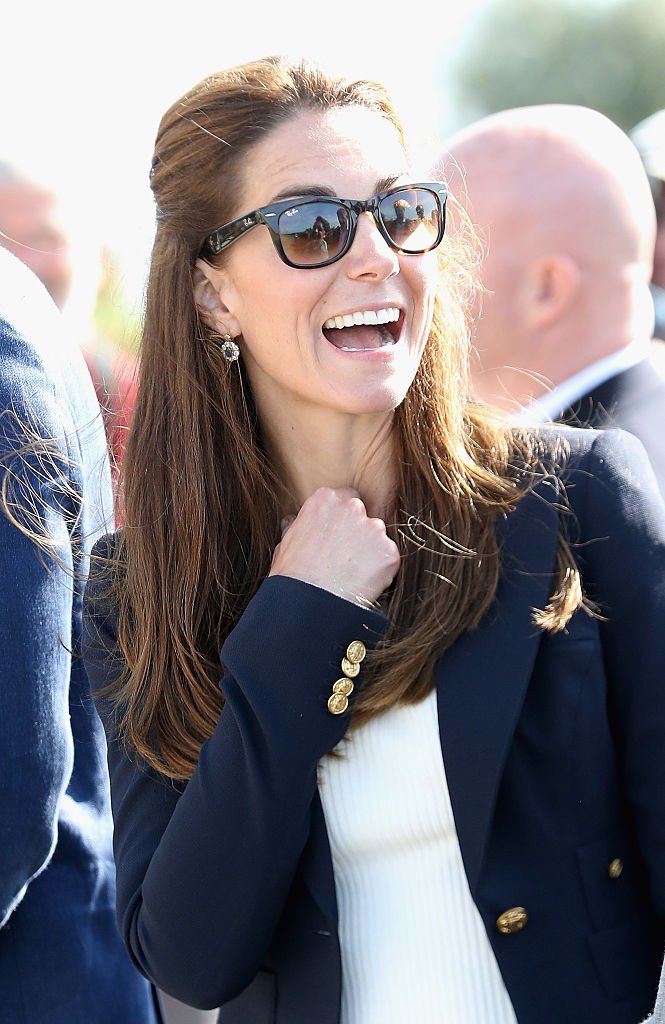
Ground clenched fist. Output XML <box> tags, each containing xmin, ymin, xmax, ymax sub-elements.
<box><xmin>269</xmin><ymin>487</ymin><xmax>400</xmax><ymax>607</ymax></box>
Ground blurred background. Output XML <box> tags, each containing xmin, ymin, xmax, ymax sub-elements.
<box><xmin>3</xmin><ymin>0</ymin><xmax>663</xmax><ymax>360</ymax></box>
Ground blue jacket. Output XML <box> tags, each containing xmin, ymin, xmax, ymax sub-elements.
<box><xmin>83</xmin><ymin>425</ymin><xmax>665</xmax><ymax>1024</ymax></box>
<box><xmin>561</xmin><ymin>355</ymin><xmax>665</xmax><ymax>499</ymax></box>
<box><xmin>0</xmin><ymin>251</ymin><xmax>158</xmax><ymax>1024</ymax></box>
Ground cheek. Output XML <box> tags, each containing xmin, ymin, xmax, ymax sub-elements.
<box><xmin>405</xmin><ymin>254</ymin><xmax>438</xmax><ymax>309</ymax></box>
<box><xmin>232</xmin><ymin>264</ymin><xmax>332</xmax><ymax>345</ymax></box>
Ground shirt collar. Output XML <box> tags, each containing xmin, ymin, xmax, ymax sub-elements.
<box><xmin>514</xmin><ymin>339</ymin><xmax>652</xmax><ymax>424</ymax></box>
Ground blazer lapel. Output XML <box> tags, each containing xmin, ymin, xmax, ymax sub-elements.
<box><xmin>436</xmin><ymin>480</ymin><xmax>560</xmax><ymax>893</ymax></box>
<box><xmin>559</xmin><ymin>376</ymin><xmax>620</xmax><ymax>429</ymax></box>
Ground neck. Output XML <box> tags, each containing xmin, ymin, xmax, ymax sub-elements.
<box><xmin>472</xmin><ymin>265</ymin><xmax>655</xmax><ymax>412</ymax></box>
<box><xmin>261</xmin><ymin>407</ymin><xmax>398</xmax><ymax>519</ymax></box>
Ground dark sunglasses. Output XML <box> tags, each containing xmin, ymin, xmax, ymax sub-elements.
<box><xmin>199</xmin><ymin>182</ymin><xmax>448</xmax><ymax>268</ymax></box>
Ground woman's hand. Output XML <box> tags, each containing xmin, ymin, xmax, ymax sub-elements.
<box><xmin>269</xmin><ymin>487</ymin><xmax>400</xmax><ymax>607</ymax></box>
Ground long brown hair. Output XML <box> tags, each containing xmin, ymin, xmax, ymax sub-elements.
<box><xmin>98</xmin><ymin>56</ymin><xmax>582</xmax><ymax>780</ymax></box>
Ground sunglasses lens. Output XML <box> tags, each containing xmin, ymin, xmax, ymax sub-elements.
<box><xmin>278</xmin><ymin>200</ymin><xmax>351</xmax><ymax>266</ymax></box>
<box><xmin>380</xmin><ymin>187</ymin><xmax>443</xmax><ymax>253</ymax></box>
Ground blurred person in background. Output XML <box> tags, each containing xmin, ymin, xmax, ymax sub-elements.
<box><xmin>0</xmin><ymin>158</ymin><xmax>137</xmax><ymax>480</ymax></box>
<box><xmin>0</xmin><ymin>247</ymin><xmax>159</xmax><ymax>1023</ymax></box>
<box><xmin>630</xmin><ymin>108</ymin><xmax>665</xmax><ymax>342</ymax></box>
<box><xmin>439</xmin><ymin>104</ymin><xmax>665</xmax><ymax>497</ymax></box>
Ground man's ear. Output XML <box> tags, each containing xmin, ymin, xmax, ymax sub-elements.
<box><xmin>193</xmin><ymin>260</ymin><xmax>241</xmax><ymax>336</ymax></box>
<box><xmin>524</xmin><ymin>253</ymin><xmax>581</xmax><ymax>329</ymax></box>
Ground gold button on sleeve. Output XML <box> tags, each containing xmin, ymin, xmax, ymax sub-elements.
<box><xmin>608</xmin><ymin>858</ymin><xmax>624</xmax><ymax>879</ymax></box>
<box><xmin>496</xmin><ymin>907</ymin><xmax>528</xmax><ymax>934</ymax></box>
<box><xmin>341</xmin><ymin>657</ymin><xmax>360</xmax><ymax>678</ymax></box>
<box><xmin>327</xmin><ymin>692</ymin><xmax>349</xmax><ymax>715</ymax></box>
<box><xmin>332</xmin><ymin>677</ymin><xmax>354</xmax><ymax>696</ymax></box>
<box><xmin>346</xmin><ymin>640</ymin><xmax>367</xmax><ymax>664</ymax></box>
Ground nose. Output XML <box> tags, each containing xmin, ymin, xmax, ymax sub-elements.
<box><xmin>345</xmin><ymin>212</ymin><xmax>399</xmax><ymax>281</ymax></box>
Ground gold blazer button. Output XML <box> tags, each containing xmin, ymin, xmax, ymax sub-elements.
<box><xmin>341</xmin><ymin>657</ymin><xmax>360</xmax><ymax>678</ymax></box>
<box><xmin>496</xmin><ymin>907</ymin><xmax>529</xmax><ymax>934</ymax></box>
<box><xmin>327</xmin><ymin>692</ymin><xmax>349</xmax><ymax>715</ymax></box>
<box><xmin>346</xmin><ymin>640</ymin><xmax>367</xmax><ymax>664</ymax></box>
<box><xmin>332</xmin><ymin>678</ymin><xmax>354</xmax><ymax>696</ymax></box>
<box><xmin>608</xmin><ymin>858</ymin><xmax>624</xmax><ymax>879</ymax></box>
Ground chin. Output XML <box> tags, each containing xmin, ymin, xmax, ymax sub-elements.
<box><xmin>336</xmin><ymin>384</ymin><xmax>410</xmax><ymax>417</ymax></box>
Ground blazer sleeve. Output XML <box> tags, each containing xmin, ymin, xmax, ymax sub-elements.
<box><xmin>572</xmin><ymin>428</ymin><xmax>665</xmax><ymax>919</ymax></box>
<box><xmin>83</xmin><ymin>565</ymin><xmax>388</xmax><ymax>1009</ymax></box>
<box><xmin>651</xmin><ymin>955</ymin><xmax>665</xmax><ymax>1023</ymax></box>
<box><xmin>0</xmin><ymin>318</ymin><xmax>81</xmax><ymax>927</ymax></box>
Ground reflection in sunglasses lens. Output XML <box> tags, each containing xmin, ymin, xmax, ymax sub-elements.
<box><xmin>381</xmin><ymin>189</ymin><xmax>439</xmax><ymax>252</ymax></box>
<box><xmin>280</xmin><ymin>201</ymin><xmax>350</xmax><ymax>265</ymax></box>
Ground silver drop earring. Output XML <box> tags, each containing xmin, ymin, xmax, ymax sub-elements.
<box><xmin>220</xmin><ymin>333</ymin><xmax>240</xmax><ymax>363</ymax></box>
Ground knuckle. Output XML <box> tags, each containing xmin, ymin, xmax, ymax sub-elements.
<box><xmin>386</xmin><ymin>539</ymin><xmax>400</xmax><ymax>563</ymax></box>
<box><xmin>332</xmin><ymin>485</ymin><xmax>359</xmax><ymax>501</ymax></box>
<box><xmin>305</xmin><ymin>487</ymin><xmax>332</xmax><ymax>512</ymax></box>
<box><xmin>367</xmin><ymin>514</ymin><xmax>386</xmax><ymax>531</ymax></box>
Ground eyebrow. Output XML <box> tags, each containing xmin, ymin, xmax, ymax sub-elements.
<box><xmin>268</xmin><ymin>174</ymin><xmax>405</xmax><ymax>204</ymax></box>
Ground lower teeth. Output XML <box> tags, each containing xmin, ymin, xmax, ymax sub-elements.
<box><xmin>334</xmin><ymin>325</ymin><xmax>395</xmax><ymax>351</ymax></box>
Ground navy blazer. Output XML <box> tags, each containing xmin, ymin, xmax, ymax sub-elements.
<box><xmin>83</xmin><ymin>425</ymin><xmax>665</xmax><ymax>1024</ymax></box>
<box><xmin>0</xmin><ymin>251</ymin><xmax>158</xmax><ymax>1024</ymax></box>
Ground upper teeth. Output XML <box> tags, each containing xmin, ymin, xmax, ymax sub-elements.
<box><xmin>323</xmin><ymin>307</ymin><xmax>400</xmax><ymax>329</ymax></box>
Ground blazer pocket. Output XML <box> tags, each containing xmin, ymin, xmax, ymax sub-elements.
<box><xmin>217</xmin><ymin>969</ymin><xmax>276</xmax><ymax>1024</ymax></box>
<box><xmin>576</xmin><ymin>832</ymin><xmax>643</xmax><ymax>932</ymax></box>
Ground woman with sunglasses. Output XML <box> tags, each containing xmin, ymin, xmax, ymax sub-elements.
<box><xmin>83</xmin><ymin>56</ymin><xmax>665</xmax><ymax>1024</ymax></box>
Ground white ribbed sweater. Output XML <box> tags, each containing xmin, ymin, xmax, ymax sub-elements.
<box><xmin>317</xmin><ymin>690</ymin><xmax>518</xmax><ymax>1024</ymax></box>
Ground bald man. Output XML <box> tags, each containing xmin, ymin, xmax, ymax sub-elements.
<box><xmin>438</xmin><ymin>104</ymin><xmax>665</xmax><ymax>496</ymax></box>
<box><xmin>631</xmin><ymin>108</ymin><xmax>665</xmax><ymax>339</ymax></box>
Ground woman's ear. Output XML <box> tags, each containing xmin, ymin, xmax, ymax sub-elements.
<box><xmin>193</xmin><ymin>261</ymin><xmax>241</xmax><ymax>336</ymax></box>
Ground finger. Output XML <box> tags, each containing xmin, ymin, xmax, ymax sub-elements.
<box><xmin>280</xmin><ymin>514</ymin><xmax>296</xmax><ymax>534</ymax></box>
<box><xmin>329</xmin><ymin>486</ymin><xmax>362</xmax><ymax>501</ymax></box>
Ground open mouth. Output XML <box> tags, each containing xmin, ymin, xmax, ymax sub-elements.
<box><xmin>322</xmin><ymin>306</ymin><xmax>402</xmax><ymax>351</ymax></box>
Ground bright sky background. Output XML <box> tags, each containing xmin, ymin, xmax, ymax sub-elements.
<box><xmin>3</xmin><ymin>0</ymin><xmax>626</xmax><ymax>329</ymax></box>
<box><xmin>3</xmin><ymin>0</ymin><xmax>498</xmax><ymax>316</ymax></box>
